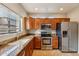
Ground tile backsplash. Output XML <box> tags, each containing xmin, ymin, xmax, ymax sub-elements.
<box><xmin>28</xmin><ymin>29</ymin><xmax>56</xmax><ymax>35</ymax></box>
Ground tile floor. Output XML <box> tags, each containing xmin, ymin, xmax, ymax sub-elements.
<box><xmin>32</xmin><ymin>50</ymin><xmax>79</xmax><ymax>56</ymax></box>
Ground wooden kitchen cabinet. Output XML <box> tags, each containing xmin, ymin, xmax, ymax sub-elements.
<box><xmin>17</xmin><ymin>38</ymin><xmax>34</xmax><ymax>56</ymax></box>
<box><xmin>29</xmin><ymin>17</ymin><xmax>35</xmax><ymax>30</ymax></box>
<box><xmin>62</xmin><ymin>18</ymin><xmax>70</xmax><ymax>22</ymax></box>
<box><xmin>51</xmin><ymin>19</ymin><xmax>56</xmax><ymax>30</ymax></box>
<box><xmin>56</xmin><ymin>18</ymin><xmax>70</xmax><ymax>23</ymax></box>
<box><xmin>29</xmin><ymin>39</ymin><xmax>34</xmax><ymax>55</ymax></box>
<box><xmin>52</xmin><ymin>36</ymin><xmax>58</xmax><ymax>49</ymax></box>
<box><xmin>34</xmin><ymin>37</ymin><xmax>41</xmax><ymax>49</ymax></box>
<box><xmin>35</xmin><ymin>19</ymin><xmax>41</xmax><ymax>29</ymax></box>
<box><xmin>34</xmin><ymin>18</ymin><xmax>51</xmax><ymax>29</ymax></box>
<box><xmin>44</xmin><ymin>18</ymin><xmax>51</xmax><ymax>24</ymax></box>
<box><xmin>25</xmin><ymin>39</ymin><xmax>34</xmax><ymax>56</ymax></box>
<box><xmin>29</xmin><ymin>17</ymin><xmax>70</xmax><ymax>30</ymax></box>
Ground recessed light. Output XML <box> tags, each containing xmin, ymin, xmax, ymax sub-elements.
<box><xmin>35</xmin><ymin>8</ymin><xmax>38</xmax><ymax>10</ymax></box>
<box><xmin>60</xmin><ymin>8</ymin><xmax>63</xmax><ymax>11</ymax></box>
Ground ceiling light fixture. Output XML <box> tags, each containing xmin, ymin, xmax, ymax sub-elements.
<box><xmin>60</xmin><ymin>8</ymin><xmax>63</xmax><ymax>11</ymax></box>
<box><xmin>35</xmin><ymin>8</ymin><xmax>38</xmax><ymax>10</ymax></box>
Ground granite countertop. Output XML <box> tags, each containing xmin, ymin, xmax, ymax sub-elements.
<box><xmin>0</xmin><ymin>35</ymin><xmax>34</xmax><ymax>56</ymax></box>
<box><xmin>0</xmin><ymin>33</ymin><xmax>17</xmax><ymax>45</ymax></box>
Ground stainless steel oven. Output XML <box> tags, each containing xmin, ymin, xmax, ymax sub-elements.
<box><xmin>42</xmin><ymin>37</ymin><xmax>51</xmax><ymax>45</ymax></box>
<box><xmin>41</xmin><ymin>24</ymin><xmax>52</xmax><ymax>49</ymax></box>
<box><xmin>41</xmin><ymin>37</ymin><xmax>52</xmax><ymax>49</ymax></box>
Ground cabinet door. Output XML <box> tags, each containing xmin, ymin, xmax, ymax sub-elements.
<box><xmin>52</xmin><ymin>36</ymin><xmax>58</xmax><ymax>49</ymax></box>
<box><xmin>44</xmin><ymin>18</ymin><xmax>49</xmax><ymax>23</ymax></box>
<box><xmin>29</xmin><ymin>39</ymin><xmax>34</xmax><ymax>56</ymax></box>
<box><xmin>51</xmin><ymin>19</ymin><xmax>56</xmax><ymax>30</ymax></box>
<box><xmin>29</xmin><ymin>18</ymin><xmax>32</xmax><ymax>29</ymax></box>
<box><xmin>31</xmin><ymin>19</ymin><xmax>35</xmax><ymax>29</ymax></box>
<box><xmin>61</xmin><ymin>18</ymin><xmax>70</xmax><ymax>22</ymax></box>
<box><xmin>35</xmin><ymin>19</ymin><xmax>41</xmax><ymax>29</ymax></box>
<box><xmin>29</xmin><ymin>17</ymin><xmax>35</xmax><ymax>30</ymax></box>
<box><xmin>17</xmin><ymin>39</ymin><xmax>34</xmax><ymax>56</ymax></box>
<box><xmin>55</xmin><ymin>18</ymin><xmax>61</xmax><ymax>23</ymax></box>
<box><xmin>34</xmin><ymin>37</ymin><xmax>41</xmax><ymax>49</ymax></box>
<box><xmin>25</xmin><ymin>39</ymin><xmax>33</xmax><ymax>56</ymax></box>
<box><xmin>25</xmin><ymin>44</ymin><xmax>30</xmax><ymax>56</ymax></box>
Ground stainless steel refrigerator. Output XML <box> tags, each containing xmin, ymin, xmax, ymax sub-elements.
<box><xmin>61</xmin><ymin>22</ymin><xmax>78</xmax><ymax>52</ymax></box>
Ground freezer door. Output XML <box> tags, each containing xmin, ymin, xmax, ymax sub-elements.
<box><xmin>61</xmin><ymin>22</ymin><xmax>69</xmax><ymax>30</ymax></box>
<box><xmin>69</xmin><ymin>22</ymin><xmax>78</xmax><ymax>51</ymax></box>
<box><xmin>61</xmin><ymin>22</ymin><xmax>69</xmax><ymax>51</ymax></box>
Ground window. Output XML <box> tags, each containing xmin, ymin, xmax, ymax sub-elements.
<box><xmin>0</xmin><ymin>4</ymin><xmax>22</xmax><ymax>34</ymax></box>
<box><xmin>0</xmin><ymin>17</ymin><xmax>17</xmax><ymax>34</ymax></box>
<box><xmin>0</xmin><ymin>17</ymin><xmax>9</xmax><ymax>34</ymax></box>
<box><xmin>16</xmin><ymin>16</ymin><xmax>22</xmax><ymax>32</ymax></box>
<box><xmin>9</xmin><ymin>18</ymin><xmax>16</xmax><ymax>33</ymax></box>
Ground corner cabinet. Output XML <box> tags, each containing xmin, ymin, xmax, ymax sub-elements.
<box><xmin>24</xmin><ymin>39</ymin><xmax>34</xmax><ymax>56</ymax></box>
<box><xmin>17</xmin><ymin>38</ymin><xmax>34</xmax><ymax>56</ymax></box>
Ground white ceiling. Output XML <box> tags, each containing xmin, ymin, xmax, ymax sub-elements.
<box><xmin>21</xmin><ymin>3</ymin><xmax>79</xmax><ymax>13</ymax></box>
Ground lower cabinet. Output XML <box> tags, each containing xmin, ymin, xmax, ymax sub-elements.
<box><xmin>34</xmin><ymin>37</ymin><xmax>41</xmax><ymax>49</ymax></box>
<box><xmin>25</xmin><ymin>39</ymin><xmax>34</xmax><ymax>56</ymax></box>
<box><xmin>17</xmin><ymin>36</ymin><xmax>59</xmax><ymax>56</ymax></box>
<box><xmin>17</xmin><ymin>39</ymin><xmax>34</xmax><ymax>56</ymax></box>
<box><xmin>52</xmin><ymin>36</ymin><xmax>58</xmax><ymax>49</ymax></box>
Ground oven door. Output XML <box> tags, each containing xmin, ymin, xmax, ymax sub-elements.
<box><xmin>42</xmin><ymin>37</ymin><xmax>52</xmax><ymax>45</ymax></box>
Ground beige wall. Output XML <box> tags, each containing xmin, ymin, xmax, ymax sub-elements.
<box><xmin>67</xmin><ymin>7</ymin><xmax>79</xmax><ymax>53</ymax></box>
<box><xmin>67</xmin><ymin>7</ymin><xmax>79</xmax><ymax>22</ymax></box>
<box><xmin>3</xmin><ymin>3</ymin><xmax>27</xmax><ymax>16</ymax></box>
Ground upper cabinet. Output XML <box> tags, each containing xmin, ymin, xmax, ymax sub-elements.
<box><xmin>22</xmin><ymin>17</ymin><xmax>27</xmax><ymax>32</ymax></box>
<box><xmin>50</xmin><ymin>18</ymin><xmax>57</xmax><ymax>30</ymax></box>
<box><xmin>29</xmin><ymin>17</ymin><xmax>35</xmax><ymax>30</ymax></box>
<box><xmin>35</xmin><ymin>18</ymin><xmax>41</xmax><ymax>29</ymax></box>
<box><xmin>62</xmin><ymin>18</ymin><xmax>70</xmax><ymax>22</ymax></box>
<box><xmin>43</xmin><ymin>18</ymin><xmax>51</xmax><ymax>24</ymax></box>
<box><xmin>29</xmin><ymin>17</ymin><xmax>70</xmax><ymax>30</ymax></box>
<box><xmin>34</xmin><ymin>18</ymin><xmax>51</xmax><ymax>30</ymax></box>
